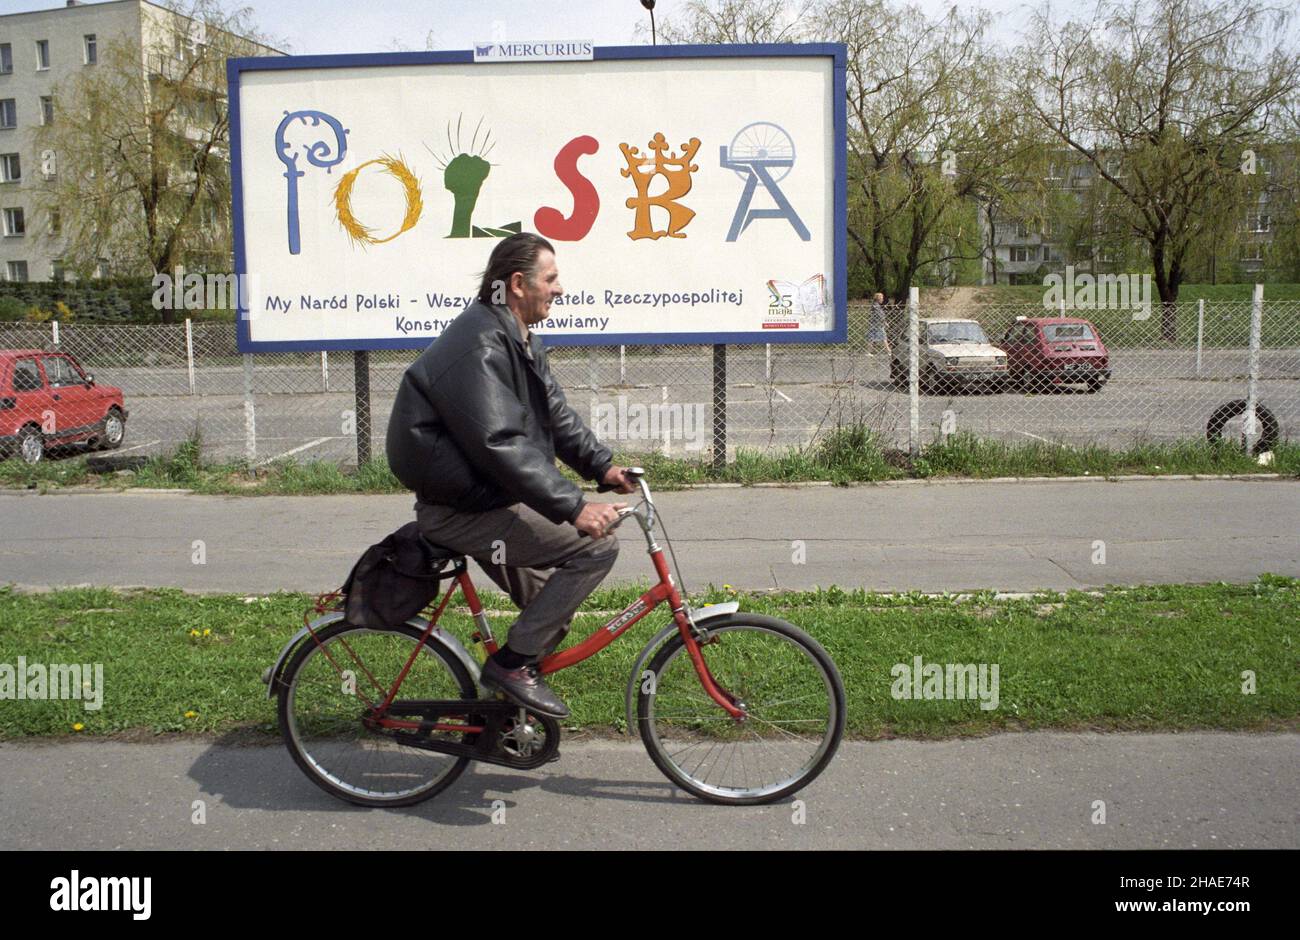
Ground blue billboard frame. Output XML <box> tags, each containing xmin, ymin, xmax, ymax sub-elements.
<box><xmin>228</xmin><ymin>43</ymin><xmax>848</xmax><ymax>352</ymax></box>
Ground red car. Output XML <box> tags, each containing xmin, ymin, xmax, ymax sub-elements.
<box><xmin>0</xmin><ymin>349</ymin><xmax>128</xmax><ymax>463</ymax></box>
<box><xmin>999</xmin><ymin>317</ymin><xmax>1111</xmax><ymax>393</ymax></box>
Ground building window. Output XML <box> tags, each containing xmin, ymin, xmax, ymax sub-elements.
<box><xmin>51</xmin><ymin>259</ymin><xmax>66</xmax><ymax>282</ymax></box>
<box><xmin>0</xmin><ymin>153</ymin><xmax>21</xmax><ymax>183</ymax></box>
<box><xmin>40</xmin><ymin>96</ymin><xmax>54</xmax><ymax>126</ymax></box>
<box><xmin>1045</xmin><ymin>162</ymin><xmax>1062</xmax><ymax>181</ymax></box>
<box><xmin>2</xmin><ymin>207</ymin><xmax>24</xmax><ymax>237</ymax></box>
<box><xmin>40</xmin><ymin>150</ymin><xmax>56</xmax><ymax>180</ymax></box>
<box><xmin>49</xmin><ymin>208</ymin><xmax>61</xmax><ymax>235</ymax></box>
<box><xmin>0</xmin><ymin>100</ymin><xmax>15</xmax><ymax>130</ymax></box>
<box><xmin>1010</xmin><ymin>246</ymin><xmax>1036</xmax><ymax>263</ymax></box>
<box><xmin>1245</xmin><ymin>212</ymin><xmax>1271</xmax><ymax>233</ymax></box>
<box><xmin>1239</xmin><ymin>243</ymin><xmax>1264</xmax><ymax>262</ymax></box>
<box><xmin>1015</xmin><ymin>220</ymin><xmax>1031</xmax><ymax>238</ymax></box>
<box><xmin>0</xmin><ymin>44</ymin><xmax>12</xmax><ymax>75</ymax></box>
<box><xmin>6</xmin><ymin>260</ymin><xmax>28</xmax><ymax>282</ymax></box>
<box><xmin>95</xmin><ymin>258</ymin><xmax>110</xmax><ymax>278</ymax></box>
<box><xmin>84</xmin><ymin>34</ymin><xmax>97</xmax><ymax>65</ymax></box>
<box><xmin>36</xmin><ymin>40</ymin><xmax>50</xmax><ymax>71</ymax></box>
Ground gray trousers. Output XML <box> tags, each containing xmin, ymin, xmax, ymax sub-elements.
<box><xmin>414</xmin><ymin>500</ymin><xmax>619</xmax><ymax>658</ymax></box>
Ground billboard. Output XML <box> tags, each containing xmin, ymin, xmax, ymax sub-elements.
<box><xmin>228</xmin><ymin>44</ymin><xmax>846</xmax><ymax>352</ymax></box>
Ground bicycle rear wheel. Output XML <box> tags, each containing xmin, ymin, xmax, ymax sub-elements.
<box><xmin>636</xmin><ymin>614</ymin><xmax>844</xmax><ymax>805</ymax></box>
<box><xmin>277</xmin><ymin>618</ymin><xmax>477</xmax><ymax>807</ymax></box>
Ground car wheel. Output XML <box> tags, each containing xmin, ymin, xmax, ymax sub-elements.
<box><xmin>99</xmin><ymin>408</ymin><xmax>126</xmax><ymax>451</ymax></box>
<box><xmin>1206</xmin><ymin>400</ymin><xmax>1279</xmax><ymax>455</ymax></box>
<box><xmin>18</xmin><ymin>426</ymin><xmax>44</xmax><ymax>464</ymax></box>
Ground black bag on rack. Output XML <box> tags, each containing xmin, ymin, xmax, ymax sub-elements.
<box><xmin>340</xmin><ymin>522</ymin><xmax>455</xmax><ymax>629</ymax></box>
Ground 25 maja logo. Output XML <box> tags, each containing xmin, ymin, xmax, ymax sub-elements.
<box><xmin>50</xmin><ymin>871</ymin><xmax>151</xmax><ymax>920</ymax></box>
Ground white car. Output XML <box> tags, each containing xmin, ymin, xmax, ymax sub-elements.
<box><xmin>890</xmin><ymin>318</ymin><xmax>1009</xmax><ymax>393</ymax></box>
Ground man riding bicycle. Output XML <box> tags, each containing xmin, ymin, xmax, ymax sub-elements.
<box><xmin>385</xmin><ymin>233</ymin><xmax>635</xmax><ymax>719</ymax></box>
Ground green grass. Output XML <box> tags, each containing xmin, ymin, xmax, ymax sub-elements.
<box><xmin>1</xmin><ymin>577</ymin><xmax>1296</xmax><ymax>739</ymax></box>
<box><xmin>3</xmin><ymin>428</ymin><xmax>1293</xmax><ymax>494</ymax></box>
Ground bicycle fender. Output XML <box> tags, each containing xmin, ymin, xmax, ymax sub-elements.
<box><xmin>623</xmin><ymin>601</ymin><xmax>740</xmax><ymax>738</ymax></box>
<box><xmin>262</xmin><ymin>612</ymin><xmax>482</xmax><ymax>699</ymax></box>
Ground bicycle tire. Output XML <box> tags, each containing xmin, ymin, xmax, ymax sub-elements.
<box><xmin>636</xmin><ymin>614</ymin><xmax>845</xmax><ymax>805</ymax></box>
<box><xmin>277</xmin><ymin>618</ymin><xmax>477</xmax><ymax>807</ymax></box>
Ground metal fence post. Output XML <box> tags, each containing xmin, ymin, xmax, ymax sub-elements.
<box><xmin>321</xmin><ymin>351</ymin><xmax>330</xmax><ymax>392</ymax></box>
<box><xmin>908</xmin><ymin>287</ymin><xmax>920</xmax><ymax>459</ymax></box>
<box><xmin>185</xmin><ymin>318</ymin><xmax>196</xmax><ymax>394</ymax></box>
<box><xmin>1195</xmin><ymin>300</ymin><xmax>1204</xmax><ymax>376</ymax></box>
<box><xmin>354</xmin><ymin>350</ymin><xmax>372</xmax><ymax>465</ymax></box>
<box><xmin>765</xmin><ymin>343</ymin><xmax>772</xmax><ymax>382</ymax></box>
<box><xmin>661</xmin><ymin>385</ymin><xmax>670</xmax><ymax>457</ymax></box>
<box><xmin>712</xmin><ymin>343</ymin><xmax>726</xmax><ymax>470</ymax></box>
<box><xmin>52</xmin><ymin>320</ymin><xmax>59</xmax><ymax>346</ymax></box>
<box><xmin>619</xmin><ymin>345</ymin><xmax>626</xmax><ymax>385</ymax></box>
<box><xmin>242</xmin><ymin>353</ymin><xmax>256</xmax><ymax>461</ymax></box>
<box><xmin>1244</xmin><ymin>284</ymin><xmax>1263</xmax><ymax>453</ymax></box>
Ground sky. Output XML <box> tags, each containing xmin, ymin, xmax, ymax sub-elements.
<box><xmin>0</xmin><ymin>0</ymin><xmax>1043</xmax><ymax>54</ymax></box>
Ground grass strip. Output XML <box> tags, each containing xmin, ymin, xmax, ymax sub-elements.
<box><xmin>1</xmin><ymin>576</ymin><xmax>1295</xmax><ymax>739</ymax></box>
<box><xmin>2</xmin><ymin>431</ymin><xmax>1295</xmax><ymax>494</ymax></box>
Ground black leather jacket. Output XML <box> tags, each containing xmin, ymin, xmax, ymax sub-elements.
<box><xmin>385</xmin><ymin>300</ymin><xmax>613</xmax><ymax>526</ymax></box>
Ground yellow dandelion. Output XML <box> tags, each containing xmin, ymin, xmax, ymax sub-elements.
<box><xmin>184</xmin><ymin>710</ymin><xmax>198</xmax><ymax>719</ymax></box>
<box><xmin>202</xmin><ymin>628</ymin><xmax>211</xmax><ymax>637</ymax></box>
<box><xmin>189</xmin><ymin>628</ymin><xmax>201</xmax><ymax>637</ymax></box>
<box><xmin>72</xmin><ymin>722</ymin><xmax>84</xmax><ymax>732</ymax></box>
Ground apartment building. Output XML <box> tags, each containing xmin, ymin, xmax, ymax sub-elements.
<box><xmin>979</xmin><ymin>150</ymin><xmax>1293</xmax><ymax>285</ymax></box>
<box><xmin>0</xmin><ymin>0</ymin><xmax>282</xmax><ymax>283</ymax></box>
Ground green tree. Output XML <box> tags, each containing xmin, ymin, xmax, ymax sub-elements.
<box><xmin>1018</xmin><ymin>0</ymin><xmax>1299</xmax><ymax>338</ymax></box>
<box><xmin>34</xmin><ymin>0</ymin><xmax>279</xmax><ymax>322</ymax></box>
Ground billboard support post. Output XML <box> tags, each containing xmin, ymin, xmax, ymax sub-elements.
<box><xmin>354</xmin><ymin>350</ymin><xmax>372</xmax><ymax>466</ymax></box>
<box><xmin>712</xmin><ymin>343</ymin><xmax>726</xmax><ymax>471</ymax></box>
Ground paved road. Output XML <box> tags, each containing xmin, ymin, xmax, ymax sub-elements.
<box><xmin>1</xmin><ymin>478</ymin><xmax>1297</xmax><ymax>595</ymax></box>
<box><xmin>0</xmin><ymin>733</ymin><xmax>1293</xmax><ymax>850</ymax></box>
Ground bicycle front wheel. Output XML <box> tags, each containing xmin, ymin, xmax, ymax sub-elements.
<box><xmin>277</xmin><ymin>618</ymin><xmax>477</xmax><ymax>807</ymax></box>
<box><xmin>637</xmin><ymin>614</ymin><xmax>844</xmax><ymax>805</ymax></box>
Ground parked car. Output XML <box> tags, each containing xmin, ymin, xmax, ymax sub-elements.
<box><xmin>999</xmin><ymin>317</ymin><xmax>1111</xmax><ymax>393</ymax></box>
<box><xmin>890</xmin><ymin>318</ymin><xmax>1008</xmax><ymax>393</ymax></box>
<box><xmin>0</xmin><ymin>349</ymin><xmax>128</xmax><ymax>463</ymax></box>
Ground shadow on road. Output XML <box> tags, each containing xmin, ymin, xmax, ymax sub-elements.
<box><xmin>187</xmin><ymin>731</ymin><xmax>701</xmax><ymax>826</ymax></box>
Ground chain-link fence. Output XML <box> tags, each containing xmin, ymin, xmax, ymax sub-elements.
<box><xmin>1</xmin><ymin>295</ymin><xmax>1297</xmax><ymax>466</ymax></box>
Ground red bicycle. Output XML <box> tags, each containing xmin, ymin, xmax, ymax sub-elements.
<box><xmin>264</xmin><ymin>467</ymin><xmax>844</xmax><ymax>806</ymax></box>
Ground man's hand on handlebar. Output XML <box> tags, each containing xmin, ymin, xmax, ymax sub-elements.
<box><xmin>574</xmin><ymin>500</ymin><xmax>627</xmax><ymax>539</ymax></box>
<box><xmin>599</xmin><ymin>464</ymin><xmax>638</xmax><ymax>494</ymax></box>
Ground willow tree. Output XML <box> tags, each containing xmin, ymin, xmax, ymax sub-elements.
<box><xmin>33</xmin><ymin>0</ymin><xmax>279</xmax><ymax>321</ymax></box>
<box><xmin>819</xmin><ymin>0</ymin><xmax>1028</xmax><ymax>301</ymax></box>
<box><xmin>1018</xmin><ymin>0</ymin><xmax>1299</xmax><ymax>339</ymax></box>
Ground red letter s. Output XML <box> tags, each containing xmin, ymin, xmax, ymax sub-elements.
<box><xmin>535</xmin><ymin>135</ymin><xmax>600</xmax><ymax>241</ymax></box>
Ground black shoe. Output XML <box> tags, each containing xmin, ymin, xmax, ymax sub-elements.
<box><xmin>479</xmin><ymin>658</ymin><xmax>570</xmax><ymax>719</ymax></box>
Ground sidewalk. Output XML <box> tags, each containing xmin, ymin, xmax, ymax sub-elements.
<box><xmin>1</xmin><ymin>732</ymin><xmax>1294</xmax><ymax>850</ymax></box>
<box><xmin>1</xmin><ymin>478</ymin><xmax>1297</xmax><ymax>595</ymax></box>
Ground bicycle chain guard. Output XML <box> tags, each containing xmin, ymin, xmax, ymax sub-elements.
<box><xmin>380</xmin><ymin>698</ymin><xmax>562</xmax><ymax>770</ymax></box>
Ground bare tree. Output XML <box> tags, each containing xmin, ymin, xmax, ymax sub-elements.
<box><xmin>819</xmin><ymin>0</ymin><xmax>1027</xmax><ymax>300</ymax></box>
<box><xmin>34</xmin><ymin>0</ymin><xmax>280</xmax><ymax>321</ymax></box>
<box><xmin>648</xmin><ymin>0</ymin><xmax>813</xmax><ymax>45</ymax></box>
<box><xmin>1019</xmin><ymin>0</ymin><xmax>1299</xmax><ymax>339</ymax></box>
